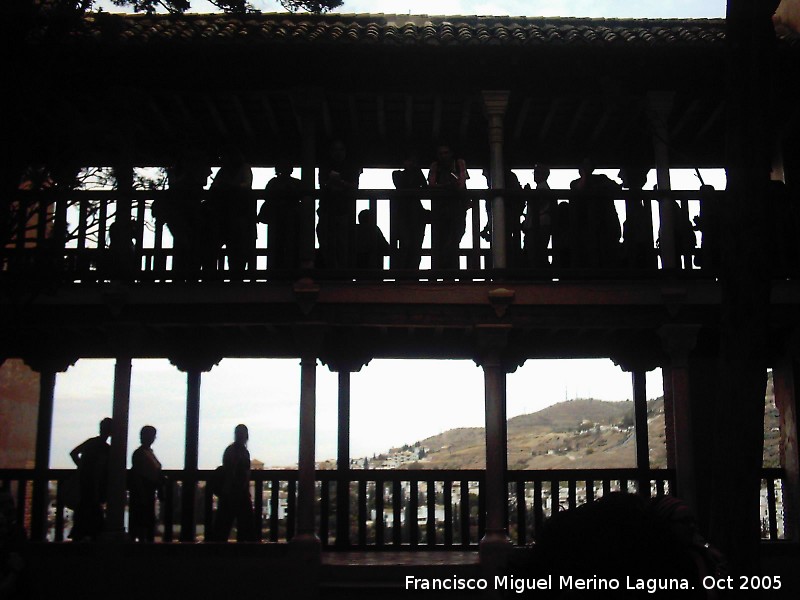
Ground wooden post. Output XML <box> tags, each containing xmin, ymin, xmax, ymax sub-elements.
<box><xmin>773</xmin><ymin>356</ymin><xmax>800</xmax><ymax>542</ymax></box>
<box><xmin>482</xmin><ymin>91</ymin><xmax>510</xmax><ymax>270</ymax></box>
<box><xmin>632</xmin><ymin>369</ymin><xmax>651</xmax><ymax>496</ymax></box>
<box><xmin>336</xmin><ymin>370</ymin><xmax>351</xmax><ymax>547</ymax></box>
<box><xmin>25</xmin><ymin>357</ymin><xmax>75</xmax><ymax>542</ymax></box>
<box><xmin>647</xmin><ymin>91</ymin><xmax>677</xmax><ymax>270</ymax></box>
<box><xmin>659</xmin><ymin>325</ymin><xmax>700</xmax><ymax>513</ymax></box>
<box><xmin>103</xmin><ymin>355</ymin><xmax>132</xmax><ymax>540</ymax></box>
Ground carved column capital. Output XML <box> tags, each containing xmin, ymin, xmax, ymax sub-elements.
<box><xmin>169</xmin><ymin>354</ymin><xmax>222</xmax><ymax>373</ymax></box>
<box><xmin>23</xmin><ymin>355</ymin><xmax>77</xmax><ymax>374</ymax></box>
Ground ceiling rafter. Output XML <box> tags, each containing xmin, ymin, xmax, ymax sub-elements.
<box><xmin>202</xmin><ymin>94</ymin><xmax>229</xmax><ymax>138</ymax></box>
<box><xmin>229</xmin><ymin>94</ymin><xmax>255</xmax><ymax>140</ymax></box>
<box><xmin>512</xmin><ymin>96</ymin><xmax>532</xmax><ymax>141</ymax></box>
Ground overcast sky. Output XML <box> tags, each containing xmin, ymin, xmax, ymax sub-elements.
<box><xmin>48</xmin><ymin>1</ymin><xmax>728</xmax><ymax>471</ymax></box>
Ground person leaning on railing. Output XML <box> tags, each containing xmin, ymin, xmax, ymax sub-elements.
<box><xmin>428</xmin><ymin>143</ymin><xmax>469</xmax><ymax>270</ymax></box>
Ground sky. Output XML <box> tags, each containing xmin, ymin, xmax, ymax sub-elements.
<box><xmin>46</xmin><ymin>0</ymin><xmax>728</xmax><ymax>471</ymax></box>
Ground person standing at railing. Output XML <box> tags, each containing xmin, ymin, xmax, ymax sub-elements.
<box><xmin>211</xmin><ymin>424</ymin><xmax>255</xmax><ymax>542</ymax></box>
<box><xmin>258</xmin><ymin>159</ymin><xmax>304</xmax><ymax>271</ymax></box>
<box><xmin>69</xmin><ymin>417</ymin><xmax>113</xmax><ymax>541</ymax></box>
<box><xmin>569</xmin><ymin>159</ymin><xmax>621</xmax><ymax>268</ymax></box>
<box><xmin>522</xmin><ymin>164</ymin><xmax>554</xmax><ymax>268</ymax></box>
<box><xmin>160</xmin><ymin>149</ymin><xmax>211</xmax><ymax>273</ymax></box>
<box><xmin>391</xmin><ymin>154</ymin><xmax>430</xmax><ymax>270</ymax></box>
<box><xmin>207</xmin><ymin>145</ymin><xmax>255</xmax><ymax>272</ymax></box>
<box><xmin>355</xmin><ymin>208</ymin><xmax>390</xmax><ymax>269</ymax></box>
<box><xmin>428</xmin><ymin>143</ymin><xmax>469</xmax><ymax>270</ymax></box>
<box><xmin>128</xmin><ymin>425</ymin><xmax>164</xmax><ymax>543</ymax></box>
<box><xmin>482</xmin><ymin>167</ymin><xmax>525</xmax><ymax>268</ymax></box>
<box><xmin>619</xmin><ymin>166</ymin><xmax>657</xmax><ymax>269</ymax></box>
<box><xmin>318</xmin><ymin>140</ymin><xmax>362</xmax><ymax>269</ymax></box>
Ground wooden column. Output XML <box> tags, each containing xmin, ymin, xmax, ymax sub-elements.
<box><xmin>482</xmin><ymin>91</ymin><xmax>510</xmax><ymax>270</ymax></box>
<box><xmin>297</xmin><ymin>89</ymin><xmax>320</xmax><ymax>270</ymax></box>
<box><xmin>661</xmin><ymin>366</ymin><xmax>677</xmax><ymax>468</ymax></box>
<box><xmin>647</xmin><ymin>91</ymin><xmax>677</xmax><ymax>269</ymax></box>
<box><xmin>25</xmin><ymin>357</ymin><xmax>74</xmax><ymax>541</ymax></box>
<box><xmin>475</xmin><ymin>325</ymin><xmax>513</xmax><ymax>572</ymax></box>
<box><xmin>292</xmin><ymin>354</ymin><xmax>322</xmax><ymax>555</ymax></box>
<box><xmin>170</xmin><ymin>355</ymin><xmax>220</xmax><ymax>542</ymax></box>
<box><xmin>336</xmin><ymin>370</ymin><xmax>351</xmax><ymax>547</ymax></box>
<box><xmin>773</xmin><ymin>356</ymin><xmax>800</xmax><ymax>542</ymax></box>
<box><xmin>103</xmin><ymin>355</ymin><xmax>132</xmax><ymax>540</ymax></box>
<box><xmin>659</xmin><ymin>325</ymin><xmax>700</xmax><ymax>512</ymax></box>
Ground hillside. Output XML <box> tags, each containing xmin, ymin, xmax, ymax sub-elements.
<box><xmin>365</xmin><ymin>378</ymin><xmax>781</xmax><ymax>470</ymax></box>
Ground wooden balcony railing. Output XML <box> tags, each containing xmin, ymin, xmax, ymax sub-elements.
<box><xmin>1</xmin><ymin>188</ymin><xmax>740</xmax><ymax>283</ymax></box>
<box><xmin>0</xmin><ymin>467</ymin><xmax>790</xmax><ymax>547</ymax></box>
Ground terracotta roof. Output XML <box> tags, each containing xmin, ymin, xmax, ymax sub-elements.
<box><xmin>31</xmin><ymin>12</ymin><xmax>736</xmax><ymax>48</ymax></box>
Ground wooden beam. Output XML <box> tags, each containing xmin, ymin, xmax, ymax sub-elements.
<box><xmin>376</xmin><ymin>94</ymin><xmax>386</xmax><ymax>139</ymax></box>
<box><xmin>560</xmin><ymin>97</ymin><xmax>590</xmax><ymax>154</ymax></box>
<box><xmin>202</xmin><ymin>94</ymin><xmax>229</xmax><ymax>138</ymax></box>
<box><xmin>404</xmin><ymin>94</ymin><xmax>414</xmax><ymax>140</ymax></box>
<box><xmin>512</xmin><ymin>96</ymin><xmax>531</xmax><ymax>141</ymax></box>
<box><xmin>321</xmin><ymin>97</ymin><xmax>332</xmax><ymax>138</ymax></box>
<box><xmin>230</xmin><ymin>94</ymin><xmax>255</xmax><ymax>140</ymax></box>
<box><xmin>257</xmin><ymin>93</ymin><xmax>279</xmax><ymax>136</ymax></box>
<box><xmin>670</xmin><ymin>97</ymin><xmax>702</xmax><ymax>142</ymax></box>
<box><xmin>348</xmin><ymin>94</ymin><xmax>360</xmax><ymax>136</ymax></box>
<box><xmin>537</xmin><ymin>99</ymin><xmax>558</xmax><ymax>145</ymax></box>
<box><xmin>432</xmin><ymin>94</ymin><xmax>443</xmax><ymax>141</ymax></box>
<box><xmin>459</xmin><ymin>97</ymin><xmax>472</xmax><ymax>140</ymax></box>
<box><xmin>146</xmin><ymin>96</ymin><xmax>175</xmax><ymax>139</ymax></box>
<box><xmin>695</xmin><ymin>99</ymin><xmax>725</xmax><ymax>141</ymax></box>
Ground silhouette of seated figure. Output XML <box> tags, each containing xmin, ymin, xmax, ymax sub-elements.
<box><xmin>355</xmin><ymin>208</ymin><xmax>390</xmax><ymax>270</ymax></box>
<box><xmin>527</xmin><ymin>492</ymin><xmax>725</xmax><ymax>598</ymax></box>
<box><xmin>619</xmin><ymin>166</ymin><xmax>656</xmax><ymax>269</ymax></box>
<box><xmin>391</xmin><ymin>154</ymin><xmax>430</xmax><ymax>270</ymax></box>
<box><xmin>208</xmin><ymin>145</ymin><xmax>255</xmax><ymax>272</ymax></box>
<box><xmin>258</xmin><ymin>159</ymin><xmax>303</xmax><ymax>271</ymax></box>
<box><xmin>569</xmin><ymin>159</ymin><xmax>621</xmax><ymax>268</ymax></box>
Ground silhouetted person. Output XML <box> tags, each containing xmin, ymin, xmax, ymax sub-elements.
<box><xmin>318</xmin><ymin>140</ymin><xmax>361</xmax><ymax>269</ymax></box>
<box><xmin>258</xmin><ymin>159</ymin><xmax>304</xmax><ymax>271</ymax></box>
<box><xmin>523</xmin><ymin>164</ymin><xmax>554</xmax><ymax>268</ymax></box>
<box><xmin>69</xmin><ymin>417</ymin><xmax>113</xmax><ymax>541</ymax></box>
<box><xmin>552</xmin><ymin>201</ymin><xmax>572</xmax><ymax>268</ymax></box>
<box><xmin>208</xmin><ymin>145</ymin><xmax>255</xmax><ymax>272</ymax></box>
<box><xmin>693</xmin><ymin>184</ymin><xmax>720</xmax><ymax>271</ymax></box>
<box><xmin>211</xmin><ymin>424</ymin><xmax>255</xmax><ymax>542</ymax></box>
<box><xmin>106</xmin><ymin>218</ymin><xmax>138</xmax><ymax>276</ymax></box>
<box><xmin>619</xmin><ymin>166</ymin><xmax>657</xmax><ymax>269</ymax></box>
<box><xmin>428</xmin><ymin>144</ymin><xmax>469</xmax><ymax>270</ymax></box>
<box><xmin>482</xmin><ymin>168</ymin><xmax>525</xmax><ymax>268</ymax></box>
<box><xmin>161</xmin><ymin>149</ymin><xmax>210</xmax><ymax>273</ymax></box>
<box><xmin>355</xmin><ymin>208</ymin><xmax>390</xmax><ymax>269</ymax></box>
<box><xmin>391</xmin><ymin>155</ymin><xmax>430</xmax><ymax>269</ymax></box>
<box><xmin>569</xmin><ymin>159</ymin><xmax>621</xmax><ymax>268</ymax></box>
<box><xmin>128</xmin><ymin>425</ymin><xmax>163</xmax><ymax>543</ymax></box>
<box><xmin>657</xmin><ymin>190</ymin><xmax>696</xmax><ymax>269</ymax></box>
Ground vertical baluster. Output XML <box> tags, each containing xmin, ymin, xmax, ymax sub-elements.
<box><xmin>392</xmin><ymin>479</ymin><xmax>402</xmax><ymax>546</ymax></box>
<box><xmin>36</xmin><ymin>199</ymin><xmax>48</xmax><ymax>247</ymax></box>
<box><xmin>478</xmin><ymin>479</ymin><xmax>486</xmax><ymax>541</ymax></box>
<box><xmin>98</xmin><ymin>196</ymin><xmax>108</xmax><ymax>250</ymax></box>
<box><xmin>602</xmin><ymin>478</ymin><xmax>611</xmax><ymax>496</ymax></box>
<box><xmin>203</xmin><ymin>481</ymin><xmax>213</xmax><ymax>541</ymax></box>
<box><xmin>135</xmin><ymin>195</ymin><xmax>146</xmax><ymax>274</ymax></box>
<box><xmin>358</xmin><ymin>479</ymin><xmax>367</xmax><ymax>547</ymax></box>
<box><xmin>443</xmin><ymin>480</ymin><xmax>453</xmax><ymax>547</ymax></box>
<box><xmin>287</xmin><ymin>479</ymin><xmax>296</xmax><ymax>540</ymax></box>
<box><xmin>269</xmin><ymin>479</ymin><xmax>279</xmax><ymax>542</ymax></box>
<box><xmin>568</xmin><ymin>480</ymin><xmax>577</xmax><ymax>509</ymax></box>
<box><xmin>16</xmin><ymin>478</ymin><xmax>27</xmax><ymax>533</ymax></box>
<box><xmin>375</xmin><ymin>480</ymin><xmax>385</xmax><ymax>547</ymax></box>
<box><xmin>460</xmin><ymin>480</ymin><xmax>470</xmax><ymax>546</ymax></box>
<box><xmin>767</xmin><ymin>478</ymin><xmax>779</xmax><ymax>540</ymax></box>
<box><xmin>469</xmin><ymin>194</ymin><xmax>481</xmax><ymax>270</ymax></box>
<box><xmin>533</xmin><ymin>480</ymin><xmax>543</xmax><ymax>540</ymax></box>
<box><xmin>153</xmin><ymin>218</ymin><xmax>164</xmax><ymax>276</ymax></box>
<box><xmin>516</xmin><ymin>480</ymin><xmax>526</xmax><ymax>545</ymax></box>
<box><xmin>550</xmin><ymin>480</ymin><xmax>560</xmax><ymax>515</ymax></box>
<box><xmin>77</xmin><ymin>197</ymin><xmax>88</xmax><ymax>273</ymax></box>
<box><xmin>426</xmin><ymin>480</ymin><xmax>436</xmax><ymax>546</ymax></box>
<box><xmin>163</xmin><ymin>479</ymin><xmax>174</xmax><ymax>542</ymax></box>
<box><xmin>409</xmin><ymin>479</ymin><xmax>419</xmax><ymax>547</ymax></box>
<box><xmin>54</xmin><ymin>479</ymin><xmax>65</xmax><ymax>542</ymax></box>
<box><xmin>586</xmin><ymin>480</ymin><xmax>595</xmax><ymax>503</ymax></box>
<box><xmin>621</xmin><ymin>479</ymin><xmax>629</xmax><ymax>493</ymax></box>
<box><xmin>320</xmin><ymin>479</ymin><xmax>330</xmax><ymax>547</ymax></box>
<box><xmin>254</xmin><ymin>478</ymin><xmax>263</xmax><ymax>542</ymax></box>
